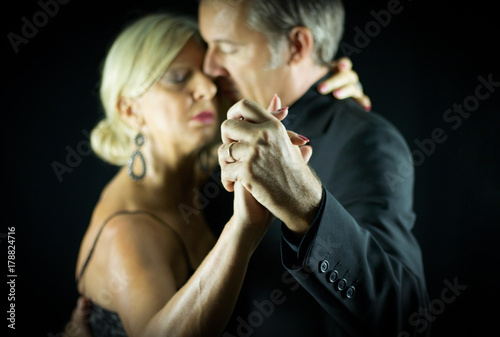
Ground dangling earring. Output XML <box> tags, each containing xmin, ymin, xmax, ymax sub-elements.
<box><xmin>127</xmin><ymin>133</ymin><xmax>146</xmax><ymax>181</ymax></box>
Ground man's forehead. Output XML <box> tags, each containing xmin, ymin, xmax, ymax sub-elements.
<box><xmin>198</xmin><ymin>0</ymin><xmax>246</xmax><ymax>41</ymax></box>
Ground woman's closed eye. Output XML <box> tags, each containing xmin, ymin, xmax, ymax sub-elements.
<box><xmin>162</xmin><ymin>69</ymin><xmax>192</xmax><ymax>84</ymax></box>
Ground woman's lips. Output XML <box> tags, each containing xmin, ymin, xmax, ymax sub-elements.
<box><xmin>191</xmin><ymin>111</ymin><xmax>215</xmax><ymax>124</ymax></box>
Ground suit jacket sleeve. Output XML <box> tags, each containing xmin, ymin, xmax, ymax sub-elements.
<box><xmin>281</xmin><ymin>117</ymin><xmax>430</xmax><ymax>337</ymax></box>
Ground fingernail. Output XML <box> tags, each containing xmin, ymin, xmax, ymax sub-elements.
<box><xmin>298</xmin><ymin>135</ymin><xmax>310</xmax><ymax>142</ymax></box>
<box><xmin>365</xmin><ymin>105</ymin><xmax>372</xmax><ymax>112</ymax></box>
<box><xmin>339</xmin><ymin>62</ymin><xmax>347</xmax><ymax>70</ymax></box>
<box><xmin>277</xmin><ymin>106</ymin><xmax>289</xmax><ymax>111</ymax></box>
<box><xmin>318</xmin><ymin>83</ymin><xmax>328</xmax><ymax>93</ymax></box>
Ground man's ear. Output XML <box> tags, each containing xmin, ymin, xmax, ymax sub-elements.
<box><xmin>117</xmin><ymin>96</ymin><xmax>144</xmax><ymax>128</ymax></box>
<box><xmin>288</xmin><ymin>26</ymin><xmax>315</xmax><ymax>65</ymax></box>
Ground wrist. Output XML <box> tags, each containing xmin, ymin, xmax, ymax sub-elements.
<box><xmin>224</xmin><ymin>216</ymin><xmax>267</xmax><ymax>256</ymax></box>
<box><xmin>282</xmin><ymin>180</ymin><xmax>323</xmax><ymax>239</ymax></box>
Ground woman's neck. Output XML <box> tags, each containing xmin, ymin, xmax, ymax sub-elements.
<box><xmin>118</xmin><ymin>138</ymin><xmax>220</xmax><ymax>214</ymax></box>
<box><xmin>144</xmin><ymin>149</ymin><xmax>199</xmax><ymax>200</ymax></box>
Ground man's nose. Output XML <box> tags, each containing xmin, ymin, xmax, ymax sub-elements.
<box><xmin>203</xmin><ymin>47</ymin><xmax>228</xmax><ymax>79</ymax></box>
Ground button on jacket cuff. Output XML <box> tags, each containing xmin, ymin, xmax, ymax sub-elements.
<box><xmin>281</xmin><ymin>186</ymin><xmax>327</xmax><ymax>264</ymax></box>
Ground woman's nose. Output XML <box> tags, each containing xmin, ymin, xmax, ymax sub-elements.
<box><xmin>193</xmin><ymin>72</ymin><xmax>217</xmax><ymax>101</ymax></box>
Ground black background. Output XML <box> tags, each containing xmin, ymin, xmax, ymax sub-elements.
<box><xmin>2</xmin><ymin>0</ymin><xmax>499</xmax><ymax>336</ymax></box>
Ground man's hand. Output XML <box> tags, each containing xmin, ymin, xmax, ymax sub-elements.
<box><xmin>318</xmin><ymin>57</ymin><xmax>372</xmax><ymax>111</ymax></box>
<box><xmin>219</xmin><ymin>98</ymin><xmax>322</xmax><ymax>238</ymax></box>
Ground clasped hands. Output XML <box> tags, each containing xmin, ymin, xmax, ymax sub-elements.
<box><xmin>219</xmin><ymin>95</ymin><xmax>323</xmax><ymax>238</ymax></box>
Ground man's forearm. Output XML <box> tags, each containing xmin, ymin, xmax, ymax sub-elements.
<box><xmin>281</xmin><ymin>189</ymin><xmax>429</xmax><ymax>336</ymax></box>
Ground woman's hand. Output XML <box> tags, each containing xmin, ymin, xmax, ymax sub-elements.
<box><xmin>232</xmin><ymin>181</ymin><xmax>273</xmax><ymax>235</ymax></box>
<box><xmin>317</xmin><ymin>57</ymin><xmax>372</xmax><ymax>111</ymax></box>
<box><xmin>229</xmin><ymin>95</ymin><xmax>281</xmax><ymax>233</ymax></box>
<box><xmin>229</xmin><ymin>94</ymin><xmax>311</xmax><ymax>235</ymax></box>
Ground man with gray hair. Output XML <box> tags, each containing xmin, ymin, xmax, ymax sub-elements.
<box><xmin>199</xmin><ymin>0</ymin><xmax>430</xmax><ymax>336</ymax></box>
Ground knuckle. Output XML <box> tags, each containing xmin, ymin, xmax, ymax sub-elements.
<box><xmin>218</xmin><ymin>143</ymin><xmax>226</xmax><ymax>156</ymax></box>
<box><xmin>343</xmin><ymin>57</ymin><xmax>353</xmax><ymax>67</ymax></box>
<box><xmin>234</xmin><ymin>98</ymin><xmax>251</xmax><ymax>112</ymax></box>
<box><xmin>250</xmin><ymin>144</ymin><xmax>262</xmax><ymax>161</ymax></box>
<box><xmin>257</xmin><ymin>120</ymin><xmax>284</xmax><ymax>144</ymax></box>
<box><xmin>273</xmin><ymin>119</ymin><xmax>287</xmax><ymax>133</ymax></box>
<box><xmin>244</xmin><ymin>160</ymin><xmax>255</xmax><ymax>177</ymax></box>
<box><xmin>244</xmin><ymin>181</ymin><xmax>253</xmax><ymax>194</ymax></box>
<box><xmin>221</xmin><ymin>170</ymin><xmax>231</xmax><ymax>184</ymax></box>
<box><xmin>351</xmin><ymin>71</ymin><xmax>359</xmax><ymax>83</ymax></box>
<box><xmin>240</xmin><ymin>98</ymin><xmax>252</xmax><ymax>108</ymax></box>
<box><xmin>258</xmin><ymin>128</ymin><xmax>271</xmax><ymax>143</ymax></box>
<box><xmin>268</xmin><ymin>117</ymin><xmax>280</xmax><ymax>129</ymax></box>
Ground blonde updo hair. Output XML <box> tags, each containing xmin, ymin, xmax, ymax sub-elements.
<box><xmin>91</xmin><ymin>12</ymin><xmax>202</xmax><ymax>165</ymax></box>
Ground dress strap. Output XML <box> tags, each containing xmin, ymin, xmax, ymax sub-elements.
<box><xmin>76</xmin><ymin>210</ymin><xmax>193</xmax><ymax>288</ymax></box>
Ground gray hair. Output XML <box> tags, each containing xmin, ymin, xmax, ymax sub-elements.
<box><xmin>201</xmin><ymin>0</ymin><xmax>345</xmax><ymax>68</ymax></box>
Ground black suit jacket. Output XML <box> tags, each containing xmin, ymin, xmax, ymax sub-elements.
<box><xmin>203</xmin><ymin>73</ymin><xmax>430</xmax><ymax>336</ymax></box>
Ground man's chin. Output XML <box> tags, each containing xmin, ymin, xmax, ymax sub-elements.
<box><xmin>215</xmin><ymin>78</ymin><xmax>242</xmax><ymax>104</ymax></box>
<box><xmin>223</xmin><ymin>90</ymin><xmax>243</xmax><ymax>104</ymax></box>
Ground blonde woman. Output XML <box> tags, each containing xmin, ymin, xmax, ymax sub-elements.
<box><xmin>72</xmin><ymin>12</ymin><xmax>369</xmax><ymax>337</ymax></box>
